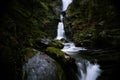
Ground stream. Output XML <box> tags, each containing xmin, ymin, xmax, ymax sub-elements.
<box><xmin>23</xmin><ymin>0</ymin><xmax>101</xmax><ymax>80</ymax></box>
<box><xmin>56</xmin><ymin>0</ymin><xmax>101</xmax><ymax>80</ymax></box>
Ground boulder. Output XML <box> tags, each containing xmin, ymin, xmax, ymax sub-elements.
<box><xmin>45</xmin><ymin>47</ymin><xmax>78</xmax><ymax>80</ymax></box>
<box><xmin>23</xmin><ymin>52</ymin><xmax>66</xmax><ymax>80</ymax></box>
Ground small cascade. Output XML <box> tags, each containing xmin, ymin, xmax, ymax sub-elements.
<box><xmin>62</xmin><ymin>0</ymin><xmax>72</xmax><ymax>11</ymax></box>
<box><xmin>56</xmin><ymin>15</ymin><xmax>66</xmax><ymax>40</ymax></box>
<box><xmin>77</xmin><ymin>61</ymin><xmax>101</xmax><ymax>80</ymax></box>
<box><xmin>56</xmin><ymin>0</ymin><xmax>101</xmax><ymax>80</ymax></box>
<box><xmin>62</xmin><ymin>42</ymin><xmax>86</xmax><ymax>54</ymax></box>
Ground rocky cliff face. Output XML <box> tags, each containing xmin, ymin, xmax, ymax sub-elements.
<box><xmin>64</xmin><ymin>0</ymin><xmax>120</xmax><ymax>49</ymax></box>
<box><xmin>0</xmin><ymin>0</ymin><xmax>62</xmax><ymax>80</ymax></box>
<box><xmin>62</xmin><ymin>1</ymin><xmax>120</xmax><ymax>79</ymax></box>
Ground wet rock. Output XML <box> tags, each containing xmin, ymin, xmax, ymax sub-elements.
<box><xmin>48</xmin><ymin>40</ymin><xmax>64</xmax><ymax>49</ymax></box>
<box><xmin>45</xmin><ymin>47</ymin><xmax>78</xmax><ymax>80</ymax></box>
<box><xmin>40</xmin><ymin>38</ymin><xmax>51</xmax><ymax>45</ymax></box>
<box><xmin>34</xmin><ymin>38</ymin><xmax>50</xmax><ymax>51</ymax></box>
<box><xmin>23</xmin><ymin>52</ymin><xmax>65</xmax><ymax>80</ymax></box>
<box><xmin>64</xmin><ymin>0</ymin><xmax>120</xmax><ymax>49</ymax></box>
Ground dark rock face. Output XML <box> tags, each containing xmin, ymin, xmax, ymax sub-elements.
<box><xmin>23</xmin><ymin>52</ymin><xmax>65</xmax><ymax>80</ymax></box>
<box><xmin>0</xmin><ymin>0</ymin><xmax>62</xmax><ymax>80</ymax></box>
<box><xmin>64</xmin><ymin>0</ymin><xmax>120</xmax><ymax>49</ymax></box>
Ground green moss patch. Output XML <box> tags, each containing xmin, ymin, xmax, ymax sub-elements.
<box><xmin>21</xmin><ymin>48</ymin><xmax>37</xmax><ymax>62</ymax></box>
<box><xmin>46</xmin><ymin>47</ymin><xmax>65</xmax><ymax>57</ymax></box>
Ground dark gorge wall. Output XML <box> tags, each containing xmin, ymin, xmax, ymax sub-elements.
<box><xmin>63</xmin><ymin>0</ymin><xmax>120</xmax><ymax>80</ymax></box>
<box><xmin>64</xmin><ymin>0</ymin><xmax>120</xmax><ymax>49</ymax></box>
<box><xmin>0</xmin><ymin>0</ymin><xmax>61</xmax><ymax>80</ymax></box>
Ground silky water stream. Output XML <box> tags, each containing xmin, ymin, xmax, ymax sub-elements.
<box><xmin>56</xmin><ymin>0</ymin><xmax>101</xmax><ymax>80</ymax></box>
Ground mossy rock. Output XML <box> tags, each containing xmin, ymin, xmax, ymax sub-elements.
<box><xmin>54</xmin><ymin>61</ymin><xmax>66</xmax><ymax>80</ymax></box>
<box><xmin>46</xmin><ymin>47</ymin><xmax>65</xmax><ymax>57</ymax></box>
<box><xmin>21</xmin><ymin>47</ymin><xmax>37</xmax><ymax>62</ymax></box>
<box><xmin>48</xmin><ymin>40</ymin><xmax>64</xmax><ymax>49</ymax></box>
<box><xmin>45</xmin><ymin>46</ymin><xmax>69</xmax><ymax>65</ymax></box>
<box><xmin>0</xmin><ymin>0</ymin><xmax>61</xmax><ymax>79</ymax></box>
<box><xmin>64</xmin><ymin>0</ymin><xmax>120</xmax><ymax>49</ymax></box>
<box><xmin>45</xmin><ymin>47</ymin><xmax>78</xmax><ymax>80</ymax></box>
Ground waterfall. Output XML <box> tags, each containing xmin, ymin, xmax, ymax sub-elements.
<box><xmin>55</xmin><ymin>0</ymin><xmax>73</xmax><ymax>40</ymax></box>
<box><xmin>62</xmin><ymin>0</ymin><xmax>72</xmax><ymax>11</ymax></box>
<box><xmin>77</xmin><ymin>61</ymin><xmax>101</xmax><ymax>80</ymax></box>
<box><xmin>56</xmin><ymin>15</ymin><xmax>66</xmax><ymax>40</ymax></box>
<box><xmin>56</xmin><ymin>0</ymin><xmax>101</xmax><ymax>80</ymax></box>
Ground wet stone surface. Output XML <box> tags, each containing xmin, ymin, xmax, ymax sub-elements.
<box><xmin>23</xmin><ymin>52</ymin><xmax>59</xmax><ymax>80</ymax></box>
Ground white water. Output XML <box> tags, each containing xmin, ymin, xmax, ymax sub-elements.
<box><xmin>77</xmin><ymin>61</ymin><xmax>101</xmax><ymax>80</ymax></box>
<box><xmin>55</xmin><ymin>0</ymin><xmax>72</xmax><ymax>40</ymax></box>
<box><xmin>56</xmin><ymin>0</ymin><xmax>101</xmax><ymax>80</ymax></box>
<box><xmin>55</xmin><ymin>12</ymin><xmax>65</xmax><ymax>40</ymax></box>
<box><xmin>62</xmin><ymin>42</ymin><xmax>101</xmax><ymax>80</ymax></box>
<box><xmin>56</xmin><ymin>21</ymin><xmax>66</xmax><ymax>40</ymax></box>
<box><xmin>62</xmin><ymin>0</ymin><xmax>73</xmax><ymax>11</ymax></box>
<box><xmin>62</xmin><ymin>42</ymin><xmax>86</xmax><ymax>54</ymax></box>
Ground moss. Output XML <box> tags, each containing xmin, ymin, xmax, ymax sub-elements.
<box><xmin>48</xmin><ymin>40</ymin><xmax>64</xmax><ymax>49</ymax></box>
<box><xmin>21</xmin><ymin>47</ymin><xmax>37</xmax><ymax>62</ymax></box>
<box><xmin>46</xmin><ymin>47</ymin><xmax>65</xmax><ymax>57</ymax></box>
<box><xmin>45</xmin><ymin>47</ymin><xmax>67</xmax><ymax>66</ymax></box>
<box><xmin>54</xmin><ymin>61</ymin><xmax>66</xmax><ymax>80</ymax></box>
<box><xmin>45</xmin><ymin>47</ymin><xmax>78</xmax><ymax>80</ymax></box>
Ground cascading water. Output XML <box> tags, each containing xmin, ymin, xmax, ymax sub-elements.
<box><xmin>76</xmin><ymin>60</ymin><xmax>101</xmax><ymax>80</ymax></box>
<box><xmin>62</xmin><ymin>0</ymin><xmax>72</xmax><ymax>11</ymax></box>
<box><xmin>56</xmin><ymin>0</ymin><xmax>101</xmax><ymax>80</ymax></box>
<box><xmin>62</xmin><ymin>42</ymin><xmax>86</xmax><ymax>54</ymax></box>
<box><xmin>56</xmin><ymin>15</ymin><xmax>66</xmax><ymax>40</ymax></box>
<box><xmin>56</xmin><ymin>14</ymin><xmax>66</xmax><ymax>40</ymax></box>
<box><xmin>55</xmin><ymin>0</ymin><xmax>72</xmax><ymax>40</ymax></box>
